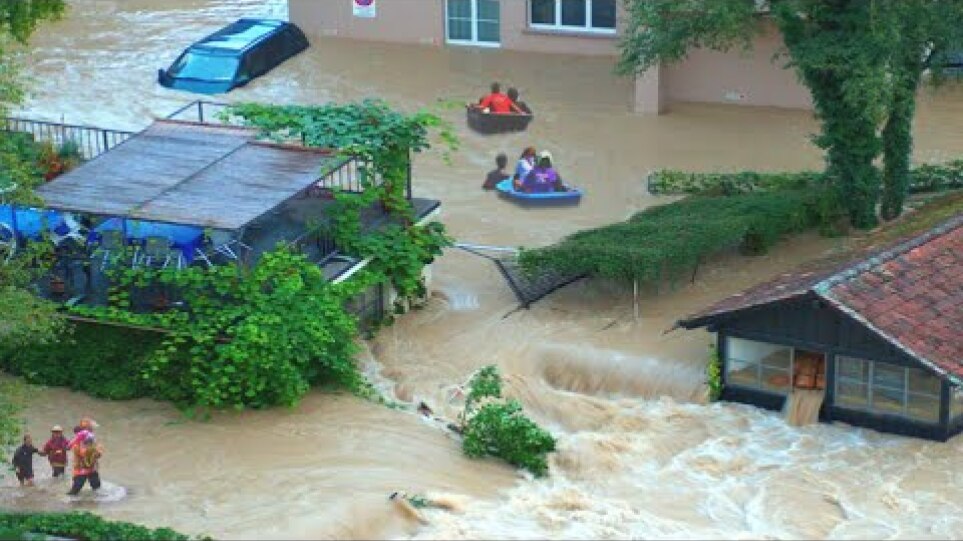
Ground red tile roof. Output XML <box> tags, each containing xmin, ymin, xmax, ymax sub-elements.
<box><xmin>680</xmin><ymin>215</ymin><xmax>963</xmax><ymax>380</ymax></box>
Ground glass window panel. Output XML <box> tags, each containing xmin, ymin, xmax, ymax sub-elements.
<box><xmin>477</xmin><ymin>21</ymin><xmax>500</xmax><ymax>43</ymax></box>
<box><xmin>447</xmin><ymin>18</ymin><xmax>473</xmax><ymax>41</ymax></box>
<box><xmin>448</xmin><ymin>0</ymin><xmax>472</xmax><ymax>19</ymax></box>
<box><xmin>477</xmin><ymin>0</ymin><xmax>500</xmax><ymax>21</ymax></box>
<box><xmin>561</xmin><ymin>0</ymin><xmax>587</xmax><ymax>26</ymax></box>
<box><xmin>531</xmin><ymin>0</ymin><xmax>556</xmax><ymax>24</ymax></box>
<box><xmin>761</xmin><ymin>349</ymin><xmax>792</xmax><ymax>370</ymax></box>
<box><xmin>953</xmin><ymin>387</ymin><xmax>963</xmax><ymax>420</ymax></box>
<box><xmin>905</xmin><ymin>393</ymin><xmax>940</xmax><ymax>423</ymax></box>
<box><xmin>873</xmin><ymin>363</ymin><xmax>905</xmax><ymax>391</ymax></box>
<box><xmin>907</xmin><ymin>367</ymin><xmax>941</xmax><ymax>396</ymax></box>
<box><xmin>726</xmin><ymin>358</ymin><xmax>759</xmax><ymax>387</ymax></box>
<box><xmin>836</xmin><ymin>381</ymin><xmax>869</xmax><ymax>409</ymax></box>
<box><xmin>837</xmin><ymin>356</ymin><xmax>869</xmax><ymax>382</ymax></box>
<box><xmin>871</xmin><ymin>385</ymin><xmax>905</xmax><ymax>415</ymax></box>
<box><xmin>591</xmin><ymin>0</ymin><xmax>616</xmax><ymax>29</ymax></box>
<box><xmin>761</xmin><ymin>366</ymin><xmax>791</xmax><ymax>393</ymax></box>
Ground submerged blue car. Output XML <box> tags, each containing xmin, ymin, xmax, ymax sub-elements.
<box><xmin>159</xmin><ymin>19</ymin><xmax>309</xmax><ymax>94</ymax></box>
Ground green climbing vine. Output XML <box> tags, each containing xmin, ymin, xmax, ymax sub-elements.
<box><xmin>225</xmin><ymin>100</ymin><xmax>456</xmax><ymax>308</ymax></box>
<box><xmin>707</xmin><ymin>344</ymin><xmax>723</xmax><ymax>403</ymax></box>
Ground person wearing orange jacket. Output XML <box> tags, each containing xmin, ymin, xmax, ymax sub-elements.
<box><xmin>67</xmin><ymin>434</ymin><xmax>102</xmax><ymax>496</ymax></box>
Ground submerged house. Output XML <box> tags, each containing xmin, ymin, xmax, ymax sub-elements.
<box><xmin>678</xmin><ymin>216</ymin><xmax>963</xmax><ymax>441</ymax></box>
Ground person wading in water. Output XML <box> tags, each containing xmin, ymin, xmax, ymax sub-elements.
<box><xmin>67</xmin><ymin>434</ymin><xmax>103</xmax><ymax>496</ymax></box>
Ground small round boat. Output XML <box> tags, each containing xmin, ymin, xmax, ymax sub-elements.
<box><xmin>495</xmin><ymin>178</ymin><xmax>582</xmax><ymax>205</ymax></box>
<box><xmin>466</xmin><ymin>105</ymin><xmax>534</xmax><ymax>134</ymax></box>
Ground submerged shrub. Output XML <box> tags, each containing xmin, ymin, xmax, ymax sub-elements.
<box><xmin>460</xmin><ymin>365</ymin><xmax>556</xmax><ymax>477</ymax></box>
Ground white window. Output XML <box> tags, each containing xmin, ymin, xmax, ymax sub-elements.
<box><xmin>447</xmin><ymin>0</ymin><xmax>500</xmax><ymax>47</ymax></box>
<box><xmin>529</xmin><ymin>0</ymin><xmax>616</xmax><ymax>34</ymax></box>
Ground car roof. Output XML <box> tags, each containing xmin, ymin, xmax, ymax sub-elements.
<box><xmin>191</xmin><ymin>18</ymin><xmax>289</xmax><ymax>54</ymax></box>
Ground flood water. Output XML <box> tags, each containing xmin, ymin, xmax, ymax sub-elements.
<box><xmin>5</xmin><ymin>0</ymin><xmax>963</xmax><ymax>539</ymax></box>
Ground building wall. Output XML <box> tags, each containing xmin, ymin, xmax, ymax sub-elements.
<box><xmin>287</xmin><ymin>1</ymin><xmax>811</xmax><ymax>112</ymax></box>
<box><xmin>663</xmin><ymin>25</ymin><xmax>812</xmax><ymax>110</ymax></box>
<box><xmin>288</xmin><ymin>0</ymin><xmax>446</xmax><ymax>45</ymax></box>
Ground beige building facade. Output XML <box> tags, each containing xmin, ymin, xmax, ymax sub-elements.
<box><xmin>288</xmin><ymin>0</ymin><xmax>811</xmax><ymax>114</ymax></box>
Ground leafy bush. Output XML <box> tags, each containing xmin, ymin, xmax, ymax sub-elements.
<box><xmin>521</xmin><ymin>190</ymin><xmax>824</xmax><ymax>285</ymax></box>
<box><xmin>0</xmin><ymin>512</ymin><xmax>197</xmax><ymax>541</ymax></box>
<box><xmin>463</xmin><ymin>400</ymin><xmax>557</xmax><ymax>477</ymax></box>
<box><xmin>460</xmin><ymin>365</ymin><xmax>556</xmax><ymax>477</ymax></box>
<box><xmin>0</xmin><ymin>322</ymin><xmax>161</xmax><ymax>401</ymax></box>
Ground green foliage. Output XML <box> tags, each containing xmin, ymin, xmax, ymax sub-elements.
<box><xmin>0</xmin><ymin>0</ymin><xmax>65</xmax><ymax>116</ymax></box>
<box><xmin>648</xmin><ymin>162</ymin><xmax>963</xmax><ymax>197</ymax></box>
<box><xmin>0</xmin><ymin>0</ymin><xmax>66</xmax><ymax>44</ymax></box>
<box><xmin>71</xmin><ymin>248</ymin><xmax>363</xmax><ymax>410</ymax></box>
<box><xmin>462</xmin><ymin>401</ymin><xmax>557</xmax><ymax>478</ymax></box>
<box><xmin>707</xmin><ymin>344</ymin><xmax>722</xmax><ymax>402</ymax></box>
<box><xmin>521</xmin><ymin>190</ymin><xmax>824</xmax><ymax>284</ymax></box>
<box><xmin>617</xmin><ymin>0</ymin><xmax>760</xmax><ymax>76</ymax></box>
<box><xmin>464</xmin><ymin>365</ymin><xmax>502</xmax><ymax>412</ymax></box>
<box><xmin>0</xmin><ymin>512</ymin><xmax>197</xmax><ymax>541</ymax></box>
<box><xmin>0</xmin><ymin>322</ymin><xmax>161</xmax><ymax>401</ymax></box>
<box><xmin>459</xmin><ymin>365</ymin><xmax>556</xmax><ymax>477</ymax></box>
<box><xmin>648</xmin><ymin>169</ymin><xmax>822</xmax><ymax>196</ymax></box>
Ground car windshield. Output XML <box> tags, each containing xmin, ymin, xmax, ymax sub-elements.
<box><xmin>168</xmin><ymin>51</ymin><xmax>239</xmax><ymax>81</ymax></box>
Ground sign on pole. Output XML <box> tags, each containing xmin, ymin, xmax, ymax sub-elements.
<box><xmin>353</xmin><ymin>0</ymin><xmax>376</xmax><ymax>18</ymax></box>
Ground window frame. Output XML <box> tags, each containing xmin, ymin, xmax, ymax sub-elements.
<box><xmin>725</xmin><ymin>337</ymin><xmax>794</xmax><ymax>395</ymax></box>
<box><xmin>445</xmin><ymin>0</ymin><xmax>502</xmax><ymax>48</ymax></box>
<box><xmin>528</xmin><ymin>0</ymin><xmax>617</xmax><ymax>35</ymax></box>
<box><xmin>834</xmin><ymin>355</ymin><xmax>942</xmax><ymax>423</ymax></box>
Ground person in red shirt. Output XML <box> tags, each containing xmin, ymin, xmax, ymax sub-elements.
<box><xmin>476</xmin><ymin>82</ymin><xmax>524</xmax><ymax>114</ymax></box>
<box><xmin>41</xmin><ymin>425</ymin><xmax>70</xmax><ymax>478</ymax></box>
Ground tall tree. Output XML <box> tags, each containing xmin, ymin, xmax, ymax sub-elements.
<box><xmin>879</xmin><ymin>0</ymin><xmax>963</xmax><ymax>220</ymax></box>
<box><xmin>618</xmin><ymin>0</ymin><xmax>963</xmax><ymax>228</ymax></box>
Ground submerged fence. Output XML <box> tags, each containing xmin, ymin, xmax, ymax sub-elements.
<box><xmin>455</xmin><ymin>242</ymin><xmax>586</xmax><ymax>309</ymax></box>
<box><xmin>1</xmin><ymin>117</ymin><xmax>133</xmax><ymax>160</ymax></box>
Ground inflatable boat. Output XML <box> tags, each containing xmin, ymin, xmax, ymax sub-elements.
<box><xmin>495</xmin><ymin>179</ymin><xmax>582</xmax><ymax>205</ymax></box>
<box><xmin>466</xmin><ymin>105</ymin><xmax>534</xmax><ymax>134</ymax></box>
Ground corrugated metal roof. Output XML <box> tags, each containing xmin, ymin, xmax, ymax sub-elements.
<box><xmin>35</xmin><ymin>120</ymin><xmax>339</xmax><ymax>231</ymax></box>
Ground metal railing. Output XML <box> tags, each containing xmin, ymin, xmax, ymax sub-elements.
<box><xmin>167</xmin><ymin>100</ymin><xmax>413</xmax><ymax>199</ymax></box>
<box><xmin>1</xmin><ymin>117</ymin><xmax>134</xmax><ymax>160</ymax></box>
<box><xmin>165</xmin><ymin>100</ymin><xmax>233</xmax><ymax>125</ymax></box>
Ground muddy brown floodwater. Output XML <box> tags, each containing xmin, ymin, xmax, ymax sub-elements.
<box><xmin>4</xmin><ymin>0</ymin><xmax>963</xmax><ymax>539</ymax></box>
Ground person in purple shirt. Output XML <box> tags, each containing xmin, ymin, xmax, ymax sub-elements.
<box><xmin>522</xmin><ymin>151</ymin><xmax>567</xmax><ymax>193</ymax></box>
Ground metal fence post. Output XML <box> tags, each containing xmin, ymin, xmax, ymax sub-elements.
<box><xmin>198</xmin><ymin>101</ymin><xmax>204</xmax><ymax>124</ymax></box>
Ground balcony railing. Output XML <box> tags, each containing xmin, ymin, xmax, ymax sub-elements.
<box><xmin>1</xmin><ymin>117</ymin><xmax>133</xmax><ymax>160</ymax></box>
<box><xmin>166</xmin><ymin>100</ymin><xmax>413</xmax><ymax>199</ymax></box>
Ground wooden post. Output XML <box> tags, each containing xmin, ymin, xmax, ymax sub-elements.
<box><xmin>633</xmin><ymin>279</ymin><xmax>640</xmax><ymax>321</ymax></box>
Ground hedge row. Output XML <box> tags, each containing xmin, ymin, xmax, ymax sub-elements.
<box><xmin>0</xmin><ymin>512</ymin><xmax>199</xmax><ymax>541</ymax></box>
<box><xmin>0</xmin><ymin>322</ymin><xmax>163</xmax><ymax>401</ymax></box>
<box><xmin>647</xmin><ymin>160</ymin><xmax>963</xmax><ymax>196</ymax></box>
<box><xmin>520</xmin><ymin>189</ymin><xmax>829</xmax><ymax>284</ymax></box>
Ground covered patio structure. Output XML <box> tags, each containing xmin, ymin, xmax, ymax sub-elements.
<box><xmin>25</xmin><ymin>118</ymin><xmax>438</xmax><ymax>305</ymax></box>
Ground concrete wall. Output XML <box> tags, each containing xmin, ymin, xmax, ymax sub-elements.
<box><xmin>663</xmin><ymin>25</ymin><xmax>812</xmax><ymax>110</ymax></box>
<box><xmin>288</xmin><ymin>1</ymin><xmax>811</xmax><ymax>112</ymax></box>
<box><xmin>289</xmin><ymin>0</ymin><xmax>446</xmax><ymax>46</ymax></box>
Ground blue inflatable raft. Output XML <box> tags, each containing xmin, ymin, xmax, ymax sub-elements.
<box><xmin>495</xmin><ymin>179</ymin><xmax>583</xmax><ymax>204</ymax></box>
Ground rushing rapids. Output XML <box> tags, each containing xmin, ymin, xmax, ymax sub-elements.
<box><xmin>3</xmin><ymin>0</ymin><xmax>963</xmax><ymax>539</ymax></box>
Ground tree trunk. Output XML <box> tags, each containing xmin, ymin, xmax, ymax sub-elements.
<box><xmin>881</xmin><ymin>64</ymin><xmax>922</xmax><ymax>221</ymax></box>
